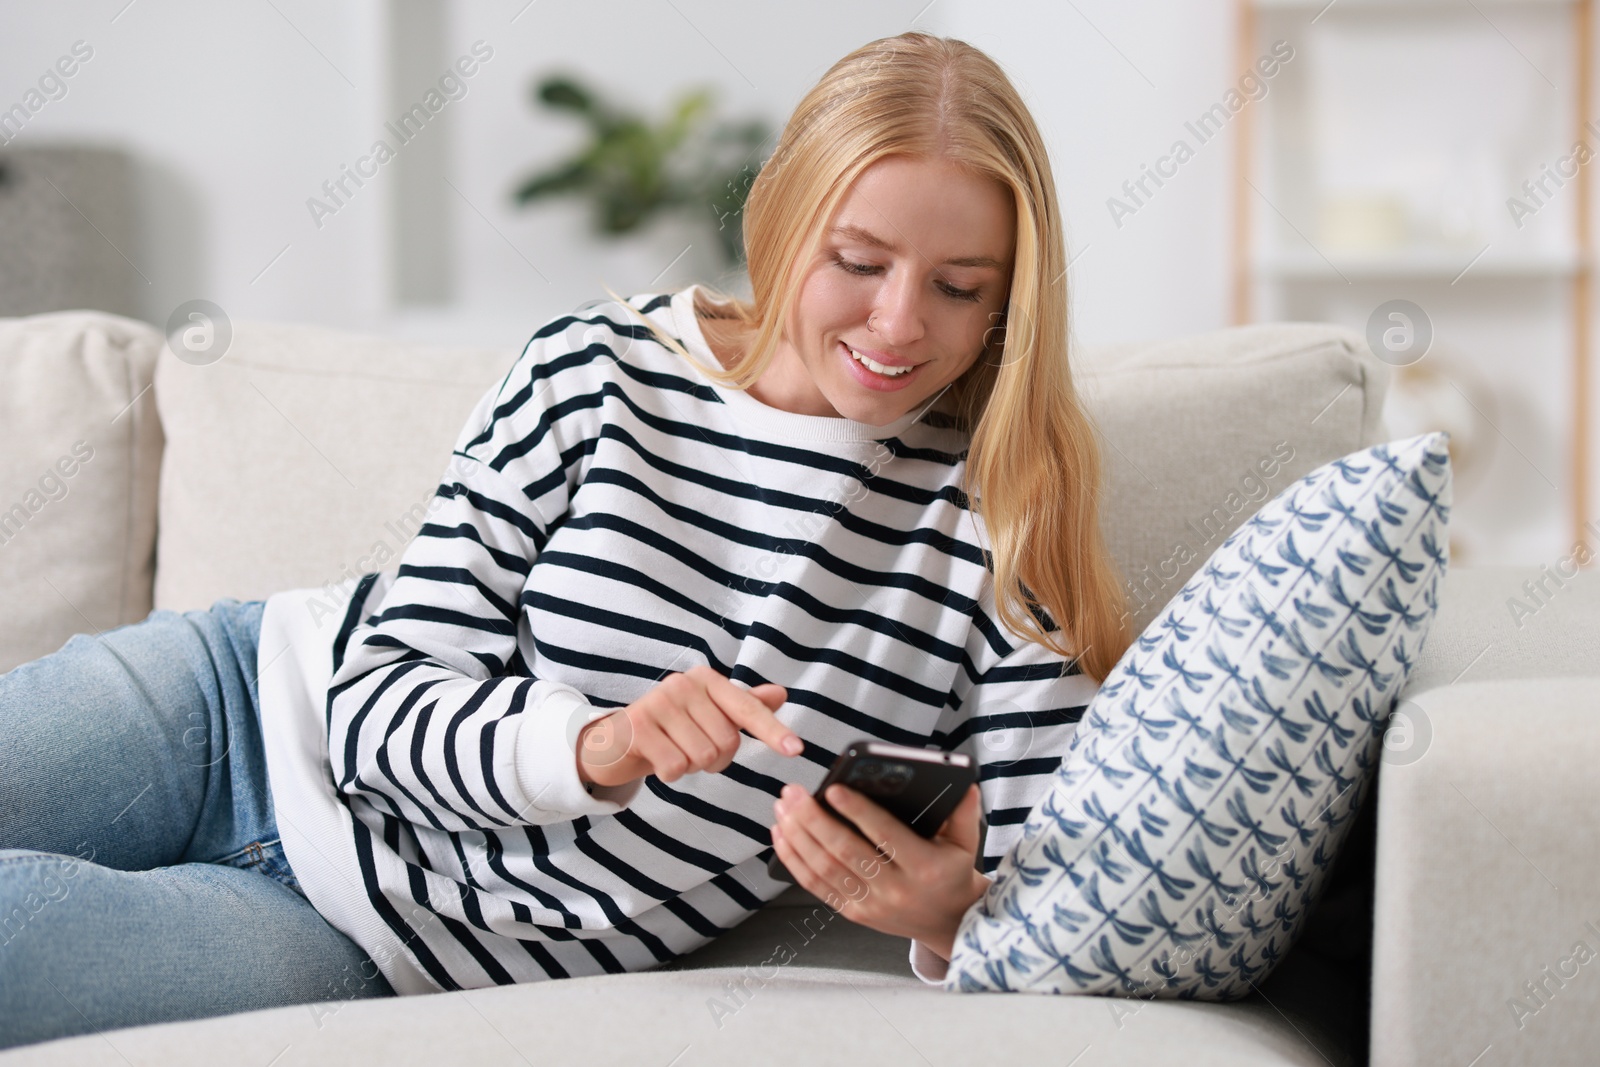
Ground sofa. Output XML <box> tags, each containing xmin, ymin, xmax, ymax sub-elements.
<box><xmin>0</xmin><ymin>305</ymin><xmax>1594</xmax><ymax>1066</ymax></box>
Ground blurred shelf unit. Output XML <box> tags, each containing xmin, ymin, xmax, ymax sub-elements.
<box><xmin>1252</xmin><ymin>0</ymin><xmax>1578</xmax><ymax>8</ymax></box>
<box><xmin>1256</xmin><ymin>247</ymin><xmax>1589</xmax><ymax>281</ymax></box>
<box><xmin>1232</xmin><ymin>0</ymin><xmax>1594</xmax><ymax>555</ymax></box>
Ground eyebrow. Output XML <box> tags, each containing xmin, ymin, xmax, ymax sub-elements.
<box><xmin>827</xmin><ymin>224</ymin><xmax>1007</xmax><ymax>270</ymax></box>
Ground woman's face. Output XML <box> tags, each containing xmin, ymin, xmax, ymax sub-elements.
<box><xmin>755</xmin><ymin>154</ymin><xmax>1017</xmax><ymax>425</ymax></box>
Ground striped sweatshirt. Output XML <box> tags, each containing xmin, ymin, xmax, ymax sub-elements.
<box><xmin>254</xmin><ymin>285</ymin><xmax>1100</xmax><ymax>996</ymax></box>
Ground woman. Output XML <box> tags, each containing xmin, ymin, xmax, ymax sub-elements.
<box><xmin>0</xmin><ymin>30</ymin><xmax>1130</xmax><ymax>1048</ymax></box>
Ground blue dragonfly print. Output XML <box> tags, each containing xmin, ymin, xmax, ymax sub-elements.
<box><xmin>942</xmin><ymin>434</ymin><xmax>1452</xmax><ymax>1000</ymax></box>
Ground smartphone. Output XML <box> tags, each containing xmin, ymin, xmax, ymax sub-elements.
<box><xmin>766</xmin><ymin>740</ymin><xmax>976</xmax><ymax>883</ymax></box>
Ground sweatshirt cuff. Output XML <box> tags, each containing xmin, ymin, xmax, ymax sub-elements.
<box><xmin>513</xmin><ymin>683</ymin><xmax>642</xmax><ymax>821</ymax></box>
<box><xmin>909</xmin><ymin>939</ymin><xmax>950</xmax><ymax>984</ymax></box>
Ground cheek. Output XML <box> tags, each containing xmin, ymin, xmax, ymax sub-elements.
<box><xmin>934</xmin><ymin>313</ymin><xmax>990</xmax><ymax>375</ymax></box>
<box><xmin>798</xmin><ymin>270</ymin><xmax>871</xmax><ymax>328</ymax></box>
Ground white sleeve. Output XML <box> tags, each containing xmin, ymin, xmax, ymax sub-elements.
<box><xmin>513</xmin><ymin>684</ymin><xmax>643</xmax><ymax>818</ymax></box>
<box><xmin>910</xmin><ymin>938</ymin><xmax>951</xmax><ymax>984</ymax></box>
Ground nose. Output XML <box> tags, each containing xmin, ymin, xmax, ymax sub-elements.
<box><xmin>867</xmin><ymin>270</ymin><xmax>926</xmax><ymax>348</ymax></box>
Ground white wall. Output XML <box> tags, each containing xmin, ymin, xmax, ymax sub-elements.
<box><xmin>935</xmin><ymin>1</ymin><xmax>1237</xmax><ymax>344</ymax></box>
<box><xmin>0</xmin><ymin>0</ymin><xmax>1242</xmax><ymax>346</ymax></box>
<box><xmin>1</xmin><ymin>0</ymin><xmax>391</xmax><ymax>327</ymax></box>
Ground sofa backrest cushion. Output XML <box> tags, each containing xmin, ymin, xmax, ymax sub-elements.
<box><xmin>150</xmin><ymin>310</ymin><xmax>1390</xmax><ymax>635</ymax></box>
<box><xmin>1077</xmin><ymin>323</ymin><xmax>1389</xmax><ymax>632</ymax></box>
<box><xmin>0</xmin><ymin>311</ymin><xmax>163</xmax><ymax>672</ymax></box>
<box><xmin>152</xmin><ymin>321</ymin><xmax>513</xmax><ymax>612</ymax></box>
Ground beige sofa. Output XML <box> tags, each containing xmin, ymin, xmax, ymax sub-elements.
<box><xmin>0</xmin><ymin>307</ymin><xmax>1595</xmax><ymax>1066</ymax></box>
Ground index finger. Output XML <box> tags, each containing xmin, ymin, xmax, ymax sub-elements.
<box><xmin>706</xmin><ymin>676</ymin><xmax>801</xmax><ymax>756</ymax></box>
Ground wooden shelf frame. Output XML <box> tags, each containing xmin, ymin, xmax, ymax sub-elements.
<box><xmin>1232</xmin><ymin>0</ymin><xmax>1595</xmax><ymax>555</ymax></box>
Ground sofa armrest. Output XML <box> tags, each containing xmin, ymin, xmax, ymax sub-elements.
<box><xmin>1371</xmin><ymin>564</ymin><xmax>1600</xmax><ymax>1067</ymax></box>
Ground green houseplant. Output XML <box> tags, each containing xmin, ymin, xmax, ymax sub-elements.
<box><xmin>511</xmin><ymin>74</ymin><xmax>770</xmax><ymax>268</ymax></box>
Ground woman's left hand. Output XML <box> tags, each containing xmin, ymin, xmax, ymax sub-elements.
<box><xmin>770</xmin><ymin>781</ymin><xmax>989</xmax><ymax>961</ymax></box>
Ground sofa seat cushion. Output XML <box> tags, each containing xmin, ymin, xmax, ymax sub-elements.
<box><xmin>0</xmin><ymin>311</ymin><xmax>163</xmax><ymax>672</ymax></box>
<box><xmin>0</xmin><ymin>956</ymin><xmax>1356</xmax><ymax>1067</ymax></box>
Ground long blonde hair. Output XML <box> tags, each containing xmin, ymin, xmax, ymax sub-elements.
<box><xmin>607</xmin><ymin>31</ymin><xmax>1131</xmax><ymax>682</ymax></box>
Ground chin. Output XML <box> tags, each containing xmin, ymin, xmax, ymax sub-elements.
<box><xmin>831</xmin><ymin>393</ymin><xmax>915</xmax><ymax>427</ymax></box>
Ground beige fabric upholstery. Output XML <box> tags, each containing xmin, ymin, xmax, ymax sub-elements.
<box><xmin>0</xmin><ymin>311</ymin><xmax>163</xmax><ymax>673</ymax></box>
<box><xmin>1372</xmin><ymin>676</ymin><xmax>1600</xmax><ymax>1067</ymax></box>
<box><xmin>1395</xmin><ymin>564</ymin><xmax>1600</xmax><ymax>695</ymax></box>
<box><xmin>151</xmin><ymin>321</ymin><xmax>515</xmax><ymax>610</ymax></box>
<box><xmin>1371</xmin><ymin>567</ymin><xmax>1600</xmax><ymax>1067</ymax></box>
<box><xmin>2</xmin><ymin>920</ymin><xmax>1353</xmax><ymax>1067</ymax></box>
<box><xmin>1077</xmin><ymin>322</ymin><xmax>1389</xmax><ymax>633</ymax></box>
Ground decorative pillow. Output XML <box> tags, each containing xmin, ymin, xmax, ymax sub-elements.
<box><xmin>944</xmin><ymin>431</ymin><xmax>1452</xmax><ymax>999</ymax></box>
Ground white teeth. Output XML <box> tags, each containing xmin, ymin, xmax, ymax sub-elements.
<box><xmin>847</xmin><ymin>346</ymin><xmax>913</xmax><ymax>377</ymax></box>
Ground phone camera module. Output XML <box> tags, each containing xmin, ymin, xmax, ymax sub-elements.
<box><xmin>874</xmin><ymin>764</ymin><xmax>912</xmax><ymax>795</ymax></box>
<box><xmin>847</xmin><ymin>759</ymin><xmax>884</xmax><ymax>786</ymax></box>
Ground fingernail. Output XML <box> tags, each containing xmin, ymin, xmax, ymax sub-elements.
<box><xmin>782</xmin><ymin>736</ymin><xmax>802</xmax><ymax>756</ymax></box>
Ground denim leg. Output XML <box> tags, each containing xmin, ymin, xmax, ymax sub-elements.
<box><xmin>0</xmin><ymin>598</ymin><xmax>280</xmax><ymax>877</ymax></box>
<box><xmin>0</xmin><ymin>849</ymin><xmax>393</xmax><ymax>1052</ymax></box>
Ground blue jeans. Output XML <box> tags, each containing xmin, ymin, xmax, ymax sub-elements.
<box><xmin>0</xmin><ymin>598</ymin><xmax>394</xmax><ymax>1051</ymax></box>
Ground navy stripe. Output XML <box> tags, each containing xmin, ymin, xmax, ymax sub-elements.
<box><xmin>331</xmin><ymin>572</ymin><xmax>381</xmax><ymax>675</ymax></box>
<box><xmin>415</xmin><ymin>521</ymin><xmax>530</xmax><ymax>575</ymax></box>
<box><xmin>595</xmin><ymin>422</ymin><xmax>982</xmax><ymax>564</ymax></box>
<box><xmin>338</xmin><ymin>660</ymin><xmax>438</xmax><ymax>789</ymax></box>
<box><xmin>516</xmin><ymin>936</ymin><xmax>569</xmax><ymax>979</ymax></box>
<box><xmin>440</xmin><ymin>685</ymin><xmax>513</xmax><ymax>828</ymax></box>
<box><xmin>482</xmin><ymin>830</ymin><xmax>584</xmax><ymax>930</ymax></box>
<box><xmin>513</xmin><ymin>826</ymin><xmax>675</xmax><ymax>964</ymax></box>
<box><xmin>986</xmin><ymin>806</ymin><xmax>1031</xmax><ymax>826</ymax></box>
<box><xmin>568</xmin><ymin>478</ymin><xmax>976</xmax><ymax>614</ymax></box>
<box><xmin>977</xmin><ymin>756</ymin><xmax>1068</xmax><ymax>782</ymax></box>
<box><xmin>571</xmin><ymin>832</ymin><xmax>699</xmax><ymax>912</ymax></box>
<box><xmin>941</xmin><ymin>706</ymin><xmax>1089</xmax><ymax>747</ymax></box>
<box><xmin>613</xmin><ymin>809</ymin><xmax>737</xmax><ymax>876</ymax></box>
<box><xmin>534</xmin><ymin>548</ymin><xmax>965</xmax><ymax>663</ymax></box>
<box><xmin>479</xmin><ymin>679</ymin><xmax>535</xmax><ymax>824</ymax></box>
<box><xmin>645</xmin><ymin>778</ymin><xmax>772</xmax><ymax>845</ymax></box>
<box><xmin>579</xmin><ymin>936</ymin><xmax>627</xmax><ymax>974</ymax></box>
<box><xmin>396</xmin><ymin>563</ymin><xmax>520</xmax><ymax>621</ymax></box>
<box><xmin>711</xmin><ymin>870</ymin><xmax>764</xmax><ymax>912</ymax></box>
<box><xmin>350</xmin><ymin>813</ymin><xmax>462</xmax><ymax>991</ymax></box>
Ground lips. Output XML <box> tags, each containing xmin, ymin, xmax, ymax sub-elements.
<box><xmin>839</xmin><ymin>341</ymin><xmax>922</xmax><ymax>392</ymax></box>
<box><xmin>846</xmin><ymin>344</ymin><xmax>914</xmax><ymax>376</ymax></box>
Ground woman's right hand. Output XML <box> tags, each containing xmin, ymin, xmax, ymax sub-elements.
<box><xmin>575</xmin><ymin>666</ymin><xmax>797</xmax><ymax>788</ymax></box>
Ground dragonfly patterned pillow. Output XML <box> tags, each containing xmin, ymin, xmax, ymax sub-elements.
<box><xmin>944</xmin><ymin>432</ymin><xmax>1451</xmax><ymax>1000</ymax></box>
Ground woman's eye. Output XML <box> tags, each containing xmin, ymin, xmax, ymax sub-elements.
<box><xmin>830</xmin><ymin>254</ymin><xmax>983</xmax><ymax>302</ymax></box>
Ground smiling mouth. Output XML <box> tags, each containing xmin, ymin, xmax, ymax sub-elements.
<box><xmin>845</xmin><ymin>345</ymin><xmax>915</xmax><ymax>377</ymax></box>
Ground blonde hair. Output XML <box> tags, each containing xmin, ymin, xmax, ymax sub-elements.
<box><xmin>606</xmin><ymin>31</ymin><xmax>1131</xmax><ymax>681</ymax></box>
